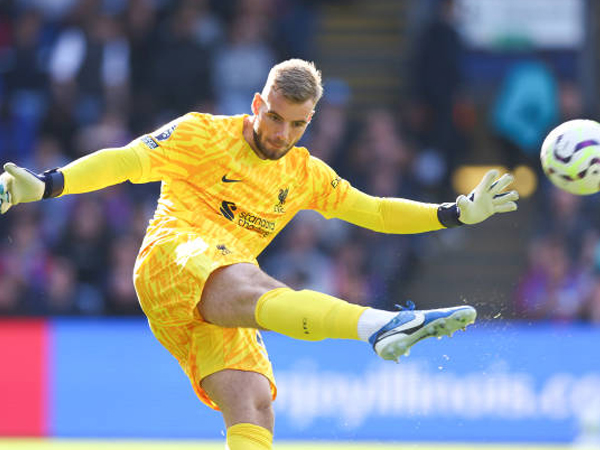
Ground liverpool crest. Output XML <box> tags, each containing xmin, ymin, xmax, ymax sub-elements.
<box><xmin>274</xmin><ymin>188</ymin><xmax>289</xmax><ymax>213</ymax></box>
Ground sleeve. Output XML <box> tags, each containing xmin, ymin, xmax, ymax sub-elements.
<box><xmin>60</xmin><ymin>113</ymin><xmax>201</xmax><ymax>195</ymax></box>
<box><xmin>305</xmin><ymin>155</ymin><xmax>444</xmax><ymax>234</ymax></box>
<box><xmin>334</xmin><ymin>187</ymin><xmax>444</xmax><ymax>234</ymax></box>
<box><xmin>305</xmin><ymin>155</ymin><xmax>353</xmax><ymax>217</ymax></box>
<box><xmin>128</xmin><ymin>113</ymin><xmax>200</xmax><ymax>181</ymax></box>
<box><xmin>60</xmin><ymin>145</ymin><xmax>146</xmax><ymax>196</ymax></box>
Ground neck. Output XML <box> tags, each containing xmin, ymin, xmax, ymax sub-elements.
<box><xmin>243</xmin><ymin>115</ymin><xmax>266</xmax><ymax>160</ymax></box>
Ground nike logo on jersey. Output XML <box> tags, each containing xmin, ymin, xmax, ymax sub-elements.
<box><xmin>222</xmin><ymin>175</ymin><xmax>242</xmax><ymax>183</ymax></box>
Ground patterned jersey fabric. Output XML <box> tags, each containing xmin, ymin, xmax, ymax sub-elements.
<box><xmin>127</xmin><ymin>113</ymin><xmax>351</xmax><ymax>256</ymax></box>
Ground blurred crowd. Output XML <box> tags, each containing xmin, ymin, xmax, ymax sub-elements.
<box><xmin>515</xmin><ymin>188</ymin><xmax>600</xmax><ymax>324</ymax></box>
<box><xmin>0</xmin><ymin>0</ymin><xmax>599</xmax><ymax>324</ymax></box>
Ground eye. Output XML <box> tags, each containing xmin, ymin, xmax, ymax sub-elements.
<box><xmin>292</xmin><ymin>122</ymin><xmax>306</xmax><ymax>128</ymax></box>
<box><xmin>268</xmin><ymin>114</ymin><xmax>282</xmax><ymax>122</ymax></box>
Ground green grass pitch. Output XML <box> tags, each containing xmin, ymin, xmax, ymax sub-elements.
<box><xmin>0</xmin><ymin>439</ymin><xmax>570</xmax><ymax>450</ymax></box>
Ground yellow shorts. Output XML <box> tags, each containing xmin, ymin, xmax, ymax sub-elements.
<box><xmin>132</xmin><ymin>232</ymin><xmax>276</xmax><ymax>410</ymax></box>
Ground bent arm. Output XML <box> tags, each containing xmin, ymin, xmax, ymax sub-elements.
<box><xmin>332</xmin><ymin>186</ymin><xmax>451</xmax><ymax>234</ymax></box>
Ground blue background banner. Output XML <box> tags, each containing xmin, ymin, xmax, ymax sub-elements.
<box><xmin>50</xmin><ymin>319</ymin><xmax>600</xmax><ymax>442</ymax></box>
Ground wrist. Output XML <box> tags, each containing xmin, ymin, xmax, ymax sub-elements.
<box><xmin>437</xmin><ymin>202</ymin><xmax>463</xmax><ymax>228</ymax></box>
<box><xmin>41</xmin><ymin>168</ymin><xmax>65</xmax><ymax>199</ymax></box>
<box><xmin>24</xmin><ymin>167</ymin><xmax>64</xmax><ymax>199</ymax></box>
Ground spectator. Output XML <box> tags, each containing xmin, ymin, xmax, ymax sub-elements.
<box><xmin>263</xmin><ymin>212</ymin><xmax>335</xmax><ymax>294</ymax></box>
<box><xmin>73</xmin><ymin>109</ymin><xmax>131</xmax><ymax>156</ymax></box>
<box><xmin>48</xmin><ymin>10</ymin><xmax>130</xmax><ymax>126</ymax></box>
<box><xmin>344</xmin><ymin>108</ymin><xmax>414</xmax><ymax>196</ymax></box>
<box><xmin>515</xmin><ymin>235</ymin><xmax>590</xmax><ymax>322</ymax></box>
<box><xmin>408</xmin><ymin>0</ymin><xmax>467</xmax><ymax>180</ymax></box>
<box><xmin>2</xmin><ymin>9</ymin><xmax>49</xmax><ymax>160</ymax></box>
<box><xmin>540</xmin><ymin>186</ymin><xmax>592</xmax><ymax>261</ymax></box>
<box><xmin>125</xmin><ymin>0</ymin><xmax>161</xmax><ymax>133</ymax></box>
<box><xmin>212</xmin><ymin>12</ymin><xmax>275</xmax><ymax>115</ymax></box>
<box><xmin>330</xmin><ymin>238</ymin><xmax>383</xmax><ymax>307</ymax></box>
<box><xmin>0</xmin><ymin>0</ymin><xmax>597</xmax><ymax>329</ymax></box>
<box><xmin>54</xmin><ymin>196</ymin><xmax>110</xmax><ymax>314</ymax></box>
<box><xmin>45</xmin><ymin>256</ymin><xmax>78</xmax><ymax>314</ymax></box>
<box><xmin>304</xmin><ymin>81</ymin><xmax>351</xmax><ymax>165</ymax></box>
<box><xmin>151</xmin><ymin>0</ymin><xmax>215</xmax><ymax>120</ymax></box>
<box><xmin>106</xmin><ymin>234</ymin><xmax>141</xmax><ymax>315</ymax></box>
<box><xmin>0</xmin><ymin>207</ymin><xmax>52</xmax><ymax>313</ymax></box>
<box><xmin>32</xmin><ymin>135</ymin><xmax>73</xmax><ymax>245</ymax></box>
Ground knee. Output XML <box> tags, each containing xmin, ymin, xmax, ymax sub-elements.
<box><xmin>243</xmin><ymin>389</ymin><xmax>274</xmax><ymax>426</ymax></box>
<box><xmin>224</xmin><ymin>392</ymin><xmax>274</xmax><ymax>431</ymax></box>
<box><xmin>202</xmin><ymin>369</ymin><xmax>275</xmax><ymax>430</ymax></box>
<box><xmin>254</xmin><ymin>396</ymin><xmax>275</xmax><ymax>433</ymax></box>
<box><xmin>253</xmin><ymin>394</ymin><xmax>274</xmax><ymax>423</ymax></box>
<box><xmin>199</xmin><ymin>264</ymin><xmax>287</xmax><ymax>327</ymax></box>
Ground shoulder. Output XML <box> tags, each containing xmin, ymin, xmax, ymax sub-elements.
<box><xmin>288</xmin><ymin>145</ymin><xmax>311</xmax><ymax>164</ymax></box>
<box><xmin>282</xmin><ymin>145</ymin><xmax>312</xmax><ymax>174</ymax></box>
<box><xmin>185</xmin><ymin>113</ymin><xmax>245</xmax><ymax>136</ymax></box>
<box><xmin>286</xmin><ymin>147</ymin><xmax>339</xmax><ymax>177</ymax></box>
<box><xmin>152</xmin><ymin>112</ymin><xmax>242</xmax><ymax>142</ymax></box>
<box><xmin>293</xmin><ymin>145</ymin><xmax>310</xmax><ymax>158</ymax></box>
<box><xmin>166</xmin><ymin>112</ymin><xmax>239</xmax><ymax>129</ymax></box>
<box><xmin>286</xmin><ymin>147</ymin><xmax>342</xmax><ymax>187</ymax></box>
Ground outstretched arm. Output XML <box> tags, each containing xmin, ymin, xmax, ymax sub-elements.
<box><xmin>0</xmin><ymin>144</ymin><xmax>149</xmax><ymax>214</ymax></box>
<box><xmin>332</xmin><ymin>169</ymin><xmax>519</xmax><ymax>233</ymax></box>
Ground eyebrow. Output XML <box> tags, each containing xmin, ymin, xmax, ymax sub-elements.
<box><xmin>267</xmin><ymin>109</ymin><xmax>308</xmax><ymax>125</ymax></box>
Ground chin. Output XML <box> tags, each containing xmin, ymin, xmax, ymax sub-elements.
<box><xmin>262</xmin><ymin>145</ymin><xmax>288</xmax><ymax>160</ymax></box>
<box><xmin>265</xmin><ymin>152</ymin><xmax>284</xmax><ymax>161</ymax></box>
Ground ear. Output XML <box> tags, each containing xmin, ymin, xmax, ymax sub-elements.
<box><xmin>251</xmin><ymin>93</ymin><xmax>263</xmax><ymax>115</ymax></box>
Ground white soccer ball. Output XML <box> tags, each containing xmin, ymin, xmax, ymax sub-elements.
<box><xmin>540</xmin><ymin>119</ymin><xmax>600</xmax><ymax>195</ymax></box>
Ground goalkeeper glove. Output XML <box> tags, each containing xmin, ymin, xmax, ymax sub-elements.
<box><xmin>0</xmin><ymin>163</ymin><xmax>64</xmax><ymax>214</ymax></box>
<box><xmin>437</xmin><ymin>169</ymin><xmax>519</xmax><ymax>227</ymax></box>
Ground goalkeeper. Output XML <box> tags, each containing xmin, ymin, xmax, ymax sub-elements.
<box><xmin>0</xmin><ymin>59</ymin><xmax>518</xmax><ymax>450</ymax></box>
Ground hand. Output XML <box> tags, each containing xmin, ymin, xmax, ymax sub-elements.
<box><xmin>456</xmin><ymin>169</ymin><xmax>519</xmax><ymax>225</ymax></box>
<box><xmin>0</xmin><ymin>163</ymin><xmax>45</xmax><ymax>214</ymax></box>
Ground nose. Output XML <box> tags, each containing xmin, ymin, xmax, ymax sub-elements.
<box><xmin>273</xmin><ymin>122</ymin><xmax>290</xmax><ymax>142</ymax></box>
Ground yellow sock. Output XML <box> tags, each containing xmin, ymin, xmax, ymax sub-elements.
<box><xmin>226</xmin><ymin>423</ymin><xmax>273</xmax><ymax>450</ymax></box>
<box><xmin>255</xmin><ymin>288</ymin><xmax>367</xmax><ymax>341</ymax></box>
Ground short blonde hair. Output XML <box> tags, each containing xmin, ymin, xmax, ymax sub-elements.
<box><xmin>263</xmin><ymin>59</ymin><xmax>323</xmax><ymax>104</ymax></box>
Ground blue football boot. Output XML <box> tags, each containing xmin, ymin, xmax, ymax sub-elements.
<box><xmin>369</xmin><ymin>301</ymin><xmax>477</xmax><ymax>362</ymax></box>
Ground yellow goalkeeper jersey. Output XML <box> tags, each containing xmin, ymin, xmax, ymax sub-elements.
<box><xmin>60</xmin><ymin>112</ymin><xmax>444</xmax><ymax>259</ymax></box>
<box><xmin>128</xmin><ymin>113</ymin><xmax>352</xmax><ymax>257</ymax></box>
<box><xmin>55</xmin><ymin>111</ymin><xmax>447</xmax><ymax>411</ymax></box>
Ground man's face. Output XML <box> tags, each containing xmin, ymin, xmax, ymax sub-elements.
<box><xmin>251</xmin><ymin>88</ymin><xmax>315</xmax><ymax>160</ymax></box>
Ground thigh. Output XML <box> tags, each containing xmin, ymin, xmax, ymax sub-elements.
<box><xmin>133</xmin><ymin>233</ymin><xmax>277</xmax><ymax>410</ymax></box>
<box><xmin>201</xmin><ymin>368</ymin><xmax>274</xmax><ymax>431</ymax></box>
<box><xmin>199</xmin><ymin>262</ymin><xmax>287</xmax><ymax>328</ymax></box>
<box><xmin>145</xmin><ymin>316</ymin><xmax>277</xmax><ymax>413</ymax></box>
<box><xmin>187</xmin><ymin>322</ymin><xmax>276</xmax><ymax>411</ymax></box>
<box><xmin>134</xmin><ymin>233</ymin><xmax>260</xmax><ymax>325</ymax></box>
